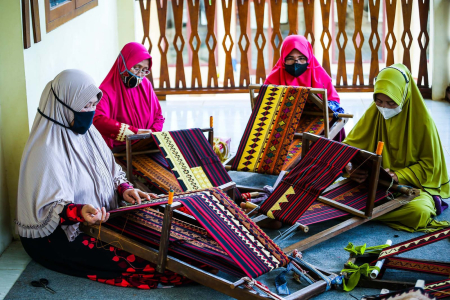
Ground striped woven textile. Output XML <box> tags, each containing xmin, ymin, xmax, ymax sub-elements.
<box><xmin>282</xmin><ymin>115</ymin><xmax>327</xmax><ymax>171</ymax></box>
<box><xmin>377</xmin><ymin>227</ymin><xmax>450</xmax><ymax>260</ymax></box>
<box><xmin>425</xmin><ymin>279</ymin><xmax>450</xmax><ymax>299</ymax></box>
<box><xmin>232</xmin><ymin>85</ymin><xmax>310</xmax><ymax>175</ymax></box>
<box><xmin>153</xmin><ymin>129</ymin><xmax>241</xmax><ymax>199</ymax></box>
<box><xmin>384</xmin><ymin>257</ymin><xmax>450</xmax><ymax>277</ymax></box>
<box><xmin>105</xmin><ymin>188</ymin><xmax>288</xmax><ymax>278</ymax></box>
<box><xmin>130</xmin><ymin>153</ymin><xmax>182</xmax><ymax>194</ymax></box>
<box><xmin>297</xmin><ymin>180</ymin><xmax>387</xmax><ymax>225</ymax></box>
<box><xmin>259</xmin><ymin>138</ymin><xmax>359</xmax><ymax>225</ymax></box>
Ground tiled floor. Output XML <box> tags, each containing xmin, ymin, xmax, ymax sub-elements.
<box><xmin>0</xmin><ymin>93</ymin><xmax>449</xmax><ymax>299</ymax></box>
<box><xmin>0</xmin><ymin>241</ymin><xmax>31</xmax><ymax>299</ymax></box>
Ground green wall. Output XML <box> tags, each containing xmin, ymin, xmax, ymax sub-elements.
<box><xmin>0</xmin><ymin>0</ymin><xmax>31</xmax><ymax>253</ymax></box>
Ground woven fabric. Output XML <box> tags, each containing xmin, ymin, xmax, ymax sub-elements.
<box><xmin>282</xmin><ymin>115</ymin><xmax>326</xmax><ymax>171</ymax></box>
<box><xmin>130</xmin><ymin>154</ymin><xmax>182</xmax><ymax>193</ymax></box>
<box><xmin>259</xmin><ymin>138</ymin><xmax>359</xmax><ymax>225</ymax></box>
<box><xmin>153</xmin><ymin>129</ymin><xmax>240</xmax><ymax>199</ymax></box>
<box><xmin>105</xmin><ymin>188</ymin><xmax>288</xmax><ymax>278</ymax></box>
<box><xmin>378</xmin><ymin>227</ymin><xmax>450</xmax><ymax>260</ymax></box>
<box><xmin>232</xmin><ymin>85</ymin><xmax>310</xmax><ymax>175</ymax></box>
<box><xmin>297</xmin><ymin>180</ymin><xmax>386</xmax><ymax>225</ymax></box>
<box><xmin>425</xmin><ymin>279</ymin><xmax>450</xmax><ymax>299</ymax></box>
<box><xmin>384</xmin><ymin>257</ymin><xmax>450</xmax><ymax>277</ymax></box>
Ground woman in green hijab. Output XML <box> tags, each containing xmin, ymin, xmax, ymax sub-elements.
<box><xmin>344</xmin><ymin>63</ymin><xmax>449</xmax><ymax>232</ymax></box>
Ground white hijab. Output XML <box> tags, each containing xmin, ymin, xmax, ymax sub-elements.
<box><xmin>16</xmin><ymin>69</ymin><xmax>128</xmax><ymax>241</ymax></box>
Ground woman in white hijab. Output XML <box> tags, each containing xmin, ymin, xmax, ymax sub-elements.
<box><xmin>16</xmin><ymin>70</ymin><xmax>191</xmax><ymax>288</ymax></box>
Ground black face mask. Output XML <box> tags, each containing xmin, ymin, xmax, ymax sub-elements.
<box><xmin>37</xmin><ymin>87</ymin><xmax>95</xmax><ymax>135</ymax></box>
<box><xmin>121</xmin><ymin>72</ymin><xmax>142</xmax><ymax>88</ymax></box>
<box><xmin>118</xmin><ymin>52</ymin><xmax>143</xmax><ymax>88</ymax></box>
<box><xmin>285</xmin><ymin>62</ymin><xmax>309</xmax><ymax>77</ymax></box>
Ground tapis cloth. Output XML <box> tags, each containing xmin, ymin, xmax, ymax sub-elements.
<box><xmin>153</xmin><ymin>129</ymin><xmax>240</xmax><ymax>199</ymax></box>
<box><xmin>259</xmin><ymin>138</ymin><xmax>359</xmax><ymax>225</ymax></box>
<box><xmin>377</xmin><ymin>227</ymin><xmax>450</xmax><ymax>260</ymax></box>
<box><xmin>131</xmin><ymin>153</ymin><xmax>182</xmax><ymax>194</ymax></box>
<box><xmin>297</xmin><ymin>180</ymin><xmax>387</xmax><ymax>226</ymax></box>
<box><xmin>425</xmin><ymin>279</ymin><xmax>450</xmax><ymax>299</ymax></box>
<box><xmin>282</xmin><ymin>115</ymin><xmax>327</xmax><ymax>171</ymax></box>
<box><xmin>105</xmin><ymin>188</ymin><xmax>288</xmax><ymax>278</ymax></box>
<box><xmin>232</xmin><ymin>85</ymin><xmax>310</xmax><ymax>175</ymax></box>
<box><xmin>120</xmin><ymin>128</ymin><xmax>240</xmax><ymax>198</ymax></box>
<box><xmin>384</xmin><ymin>257</ymin><xmax>450</xmax><ymax>277</ymax></box>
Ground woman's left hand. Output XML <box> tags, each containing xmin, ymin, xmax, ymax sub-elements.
<box><xmin>384</xmin><ymin>168</ymin><xmax>399</xmax><ymax>183</ymax></box>
<box><xmin>123</xmin><ymin>189</ymin><xmax>157</xmax><ymax>205</ymax></box>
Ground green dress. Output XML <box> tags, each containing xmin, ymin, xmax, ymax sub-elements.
<box><xmin>343</xmin><ymin>64</ymin><xmax>450</xmax><ymax>232</ymax></box>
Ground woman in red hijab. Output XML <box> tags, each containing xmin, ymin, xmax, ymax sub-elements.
<box><xmin>94</xmin><ymin>42</ymin><xmax>165</xmax><ymax>150</ymax></box>
<box><xmin>265</xmin><ymin>35</ymin><xmax>345</xmax><ymax>140</ymax></box>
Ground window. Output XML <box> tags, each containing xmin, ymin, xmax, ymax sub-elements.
<box><xmin>45</xmin><ymin>0</ymin><xmax>98</xmax><ymax>32</ymax></box>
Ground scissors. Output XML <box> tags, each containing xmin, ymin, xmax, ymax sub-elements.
<box><xmin>31</xmin><ymin>278</ymin><xmax>56</xmax><ymax>294</ymax></box>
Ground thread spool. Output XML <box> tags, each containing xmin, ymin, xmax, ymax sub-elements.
<box><xmin>240</xmin><ymin>202</ymin><xmax>258</xmax><ymax>210</ymax></box>
<box><xmin>370</xmin><ymin>239</ymin><xmax>393</xmax><ymax>279</ymax></box>
<box><xmin>241</xmin><ymin>192</ymin><xmax>260</xmax><ymax>201</ymax></box>
<box><xmin>210</xmin><ymin>116</ymin><xmax>213</xmax><ymax>128</ymax></box>
<box><xmin>168</xmin><ymin>189</ymin><xmax>174</xmax><ymax>205</ymax></box>
<box><xmin>376</xmin><ymin>141</ymin><xmax>384</xmax><ymax>156</ymax></box>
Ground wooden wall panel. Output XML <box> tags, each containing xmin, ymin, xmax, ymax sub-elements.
<box><xmin>140</xmin><ymin>0</ymin><xmax>431</xmax><ymax>96</ymax></box>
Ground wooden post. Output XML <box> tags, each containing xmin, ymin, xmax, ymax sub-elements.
<box><xmin>208</xmin><ymin>116</ymin><xmax>214</xmax><ymax>146</ymax></box>
<box><xmin>365</xmin><ymin>155</ymin><xmax>382</xmax><ymax>217</ymax></box>
<box><xmin>301</xmin><ymin>135</ymin><xmax>311</xmax><ymax>158</ymax></box>
<box><xmin>125</xmin><ymin>137</ymin><xmax>134</xmax><ymax>185</ymax></box>
<box><xmin>30</xmin><ymin>0</ymin><xmax>41</xmax><ymax>43</ymax></box>
<box><xmin>323</xmin><ymin>91</ymin><xmax>330</xmax><ymax>138</ymax></box>
<box><xmin>22</xmin><ymin>0</ymin><xmax>31</xmax><ymax>49</ymax></box>
<box><xmin>157</xmin><ymin>202</ymin><xmax>175</xmax><ymax>273</ymax></box>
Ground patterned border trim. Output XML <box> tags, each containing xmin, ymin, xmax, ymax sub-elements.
<box><xmin>191</xmin><ymin>166</ymin><xmax>213</xmax><ymax>189</ymax></box>
<box><xmin>116</xmin><ymin>123</ymin><xmax>134</xmax><ymax>142</ymax></box>
<box><xmin>236</xmin><ymin>86</ymin><xmax>285</xmax><ymax>172</ymax></box>
<box><xmin>378</xmin><ymin>228</ymin><xmax>450</xmax><ymax>260</ymax></box>
<box><xmin>153</xmin><ymin>132</ymin><xmax>201</xmax><ymax>191</ymax></box>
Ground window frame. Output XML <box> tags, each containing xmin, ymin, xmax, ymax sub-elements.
<box><xmin>45</xmin><ymin>0</ymin><xmax>98</xmax><ymax>33</ymax></box>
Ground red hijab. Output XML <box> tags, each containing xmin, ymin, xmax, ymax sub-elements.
<box><xmin>265</xmin><ymin>35</ymin><xmax>340</xmax><ymax>103</ymax></box>
<box><xmin>96</xmin><ymin>42</ymin><xmax>164</xmax><ymax>148</ymax></box>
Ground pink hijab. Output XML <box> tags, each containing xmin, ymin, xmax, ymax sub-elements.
<box><xmin>96</xmin><ymin>42</ymin><xmax>164</xmax><ymax>148</ymax></box>
<box><xmin>265</xmin><ymin>35</ymin><xmax>340</xmax><ymax>103</ymax></box>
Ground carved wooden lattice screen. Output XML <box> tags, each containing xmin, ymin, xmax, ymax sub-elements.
<box><xmin>139</xmin><ymin>0</ymin><xmax>431</xmax><ymax>98</ymax></box>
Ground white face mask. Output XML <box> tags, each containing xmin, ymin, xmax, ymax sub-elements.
<box><xmin>376</xmin><ymin>105</ymin><xmax>402</xmax><ymax>119</ymax></box>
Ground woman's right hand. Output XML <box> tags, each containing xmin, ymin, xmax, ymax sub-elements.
<box><xmin>345</xmin><ymin>163</ymin><xmax>368</xmax><ymax>183</ymax></box>
<box><xmin>81</xmin><ymin>205</ymin><xmax>110</xmax><ymax>225</ymax></box>
<box><xmin>137</xmin><ymin>129</ymin><xmax>152</xmax><ymax>135</ymax></box>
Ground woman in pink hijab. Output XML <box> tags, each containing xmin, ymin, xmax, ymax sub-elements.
<box><xmin>265</xmin><ymin>35</ymin><xmax>345</xmax><ymax>140</ymax></box>
<box><xmin>94</xmin><ymin>42</ymin><xmax>165</xmax><ymax>150</ymax></box>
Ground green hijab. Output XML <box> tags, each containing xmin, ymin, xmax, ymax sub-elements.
<box><xmin>344</xmin><ymin>63</ymin><xmax>449</xmax><ymax>198</ymax></box>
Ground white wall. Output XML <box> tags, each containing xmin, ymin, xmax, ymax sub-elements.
<box><xmin>431</xmin><ymin>0</ymin><xmax>450</xmax><ymax>100</ymax></box>
<box><xmin>23</xmin><ymin>0</ymin><xmax>124</xmax><ymax>128</ymax></box>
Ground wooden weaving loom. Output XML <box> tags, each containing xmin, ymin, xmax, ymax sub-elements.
<box><xmin>224</xmin><ymin>84</ymin><xmax>353</xmax><ymax>196</ymax></box>
<box><xmin>344</xmin><ymin>227</ymin><xmax>450</xmax><ymax>299</ymax></box>
<box><xmin>80</xmin><ymin>188</ymin><xmax>339</xmax><ymax>300</ymax></box>
<box><xmin>113</xmin><ymin>119</ymin><xmax>239</xmax><ymax>200</ymax></box>
<box><xmin>242</xmin><ymin>133</ymin><xmax>420</xmax><ymax>254</ymax></box>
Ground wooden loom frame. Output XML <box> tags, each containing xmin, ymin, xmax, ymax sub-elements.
<box><xmin>80</xmin><ymin>195</ymin><xmax>339</xmax><ymax>300</ymax></box>
<box><xmin>224</xmin><ymin>84</ymin><xmax>353</xmax><ymax>193</ymax></box>
<box><xmin>245</xmin><ymin>133</ymin><xmax>420</xmax><ymax>254</ymax></box>
<box><xmin>113</xmin><ymin>126</ymin><xmax>240</xmax><ymax>201</ymax></box>
<box><xmin>113</xmin><ymin>126</ymin><xmax>214</xmax><ymax>191</ymax></box>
